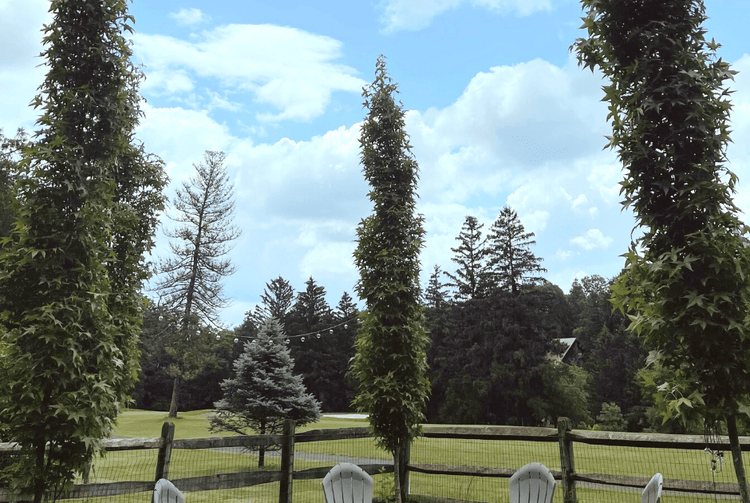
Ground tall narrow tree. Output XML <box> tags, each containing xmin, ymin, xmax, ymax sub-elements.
<box><xmin>486</xmin><ymin>206</ymin><xmax>546</xmax><ymax>296</ymax></box>
<box><xmin>156</xmin><ymin>150</ymin><xmax>240</xmax><ymax>417</ymax></box>
<box><xmin>444</xmin><ymin>216</ymin><xmax>489</xmax><ymax>301</ymax></box>
<box><xmin>0</xmin><ymin>1</ymin><xmax>166</xmax><ymax>500</ymax></box>
<box><xmin>352</xmin><ymin>55</ymin><xmax>430</xmax><ymax>503</ymax></box>
<box><xmin>574</xmin><ymin>0</ymin><xmax>750</xmax><ymax>499</ymax></box>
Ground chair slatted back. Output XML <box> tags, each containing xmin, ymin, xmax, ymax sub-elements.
<box><xmin>642</xmin><ymin>473</ymin><xmax>663</xmax><ymax>503</ymax></box>
<box><xmin>154</xmin><ymin>478</ymin><xmax>185</xmax><ymax>503</ymax></box>
<box><xmin>322</xmin><ymin>463</ymin><xmax>374</xmax><ymax>503</ymax></box>
<box><xmin>510</xmin><ymin>462</ymin><xmax>556</xmax><ymax>503</ymax></box>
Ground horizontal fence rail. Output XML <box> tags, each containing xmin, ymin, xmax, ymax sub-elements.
<box><xmin>1</xmin><ymin>418</ymin><xmax>748</xmax><ymax>502</ymax></box>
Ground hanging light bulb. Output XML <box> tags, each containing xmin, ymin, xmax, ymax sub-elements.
<box><xmin>234</xmin><ymin>338</ymin><xmax>239</xmax><ymax>344</ymax></box>
<box><xmin>216</xmin><ymin>335</ymin><xmax>221</xmax><ymax>341</ymax></box>
<box><xmin>301</xmin><ymin>337</ymin><xmax>306</xmax><ymax>342</ymax></box>
<box><xmin>329</xmin><ymin>329</ymin><xmax>333</xmax><ymax>335</ymax></box>
<box><xmin>344</xmin><ymin>324</ymin><xmax>348</xmax><ymax>329</ymax></box>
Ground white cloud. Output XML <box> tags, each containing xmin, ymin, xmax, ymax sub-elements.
<box><xmin>0</xmin><ymin>0</ymin><xmax>49</xmax><ymax>132</ymax></box>
<box><xmin>380</xmin><ymin>0</ymin><xmax>552</xmax><ymax>33</ymax></box>
<box><xmin>570</xmin><ymin>229</ymin><xmax>613</xmax><ymax>251</ymax></box>
<box><xmin>169</xmin><ymin>8</ymin><xmax>210</xmax><ymax>27</ymax></box>
<box><xmin>555</xmin><ymin>249</ymin><xmax>574</xmax><ymax>261</ymax></box>
<box><xmin>132</xmin><ymin>25</ymin><xmax>366</xmax><ymax>122</ymax></box>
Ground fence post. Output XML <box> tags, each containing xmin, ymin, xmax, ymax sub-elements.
<box><xmin>155</xmin><ymin>421</ymin><xmax>175</xmax><ymax>482</ymax></box>
<box><xmin>557</xmin><ymin>417</ymin><xmax>576</xmax><ymax>503</ymax></box>
<box><xmin>279</xmin><ymin>419</ymin><xmax>296</xmax><ymax>503</ymax></box>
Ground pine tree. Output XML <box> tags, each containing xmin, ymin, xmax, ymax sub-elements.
<box><xmin>444</xmin><ymin>216</ymin><xmax>489</xmax><ymax>300</ymax></box>
<box><xmin>352</xmin><ymin>55</ymin><xmax>430</xmax><ymax>503</ymax></box>
<box><xmin>156</xmin><ymin>150</ymin><xmax>240</xmax><ymax>417</ymax></box>
<box><xmin>0</xmin><ymin>1</ymin><xmax>166</xmax><ymax>499</ymax></box>
<box><xmin>486</xmin><ymin>206</ymin><xmax>546</xmax><ymax>296</ymax></box>
<box><xmin>210</xmin><ymin>318</ymin><xmax>320</xmax><ymax>466</ymax></box>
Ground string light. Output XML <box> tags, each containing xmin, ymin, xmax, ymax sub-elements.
<box><xmin>233</xmin><ymin>316</ymin><xmax>358</xmax><ymax>343</ymax></box>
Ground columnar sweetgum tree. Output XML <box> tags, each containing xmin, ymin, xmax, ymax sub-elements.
<box><xmin>0</xmin><ymin>1</ymin><xmax>166</xmax><ymax>501</ymax></box>
<box><xmin>574</xmin><ymin>0</ymin><xmax>750</xmax><ymax>499</ymax></box>
<box><xmin>352</xmin><ymin>55</ymin><xmax>430</xmax><ymax>503</ymax></box>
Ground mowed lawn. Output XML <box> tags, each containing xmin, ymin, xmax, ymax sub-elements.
<box><xmin>89</xmin><ymin>410</ymin><xmax>744</xmax><ymax>503</ymax></box>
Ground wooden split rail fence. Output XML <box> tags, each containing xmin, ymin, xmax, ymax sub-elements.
<box><xmin>1</xmin><ymin>418</ymin><xmax>749</xmax><ymax>502</ymax></box>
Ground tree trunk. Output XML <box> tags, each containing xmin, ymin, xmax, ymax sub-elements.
<box><xmin>393</xmin><ymin>447</ymin><xmax>403</xmax><ymax>503</ymax></box>
<box><xmin>258</xmin><ymin>447</ymin><xmax>265</xmax><ymax>467</ymax></box>
<box><xmin>33</xmin><ymin>437</ymin><xmax>45</xmax><ymax>503</ymax></box>
<box><xmin>727</xmin><ymin>412</ymin><xmax>750</xmax><ymax>503</ymax></box>
<box><xmin>168</xmin><ymin>377</ymin><xmax>180</xmax><ymax>418</ymax></box>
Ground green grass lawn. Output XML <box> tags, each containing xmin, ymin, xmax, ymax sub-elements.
<box><xmin>113</xmin><ymin>409</ymin><xmax>369</xmax><ymax>439</ymax></box>
<box><xmin>96</xmin><ymin>410</ymin><xmax>742</xmax><ymax>503</ymax></box>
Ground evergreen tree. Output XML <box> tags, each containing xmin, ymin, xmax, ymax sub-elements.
<box><xmin>287</xmin><ymin>277</ymin><xmax>332</xmax><ymax>333</ymax></box>
<box><xmin>210</xmin><ymin>318</ymin><xmax>320</xmax><ymax>466</ymax></box>
<box><xmin>444</xmin><ymin>216</ymin><xmax>488</xmax><ymax>300</ymax></box>
<box><xmin>287</xmin><ymin>278</ymin><xmax>346</xmax><ymax>411</ymax></box>
<box><xmin>330</xmin><ymin>292</ymin><xmax>359</xmax><ymax>412</ymax></box>
<box><xmin>424</xmin><ymin>264</ymin><xmax>449</xmax><ymax>309</ymax></box>
<box><xmin>156</xmin><ymin>150</ymin><xmax>240</xmax><ymax>417</ymax></box>
<box><xmin>0</xmin><ymin>1</ymin><xmax>166</xmax><ymax>500</ymax></box>
<box><xmin>335</xmin><ymin>291</ymin><xmax>359</xmax><ymax>320</ymax></box>
<box><xmin>575</xmin><ymin>0</ymin><xmax>750</xmax><ymax>497</ymax></box>
<box><xmin>486</xmin><ymin>206</ymin><xmax>546</xmax><ymax>296</ymax></box>
<box><xmin>249</xmin><ymin>276</ymin><xmax>295</xmax><ymax>329</ymax></box>
<box><xmin>352</xmin><ymin>55</ymin><xmax>430</xmax><ymax>503</ymax></box>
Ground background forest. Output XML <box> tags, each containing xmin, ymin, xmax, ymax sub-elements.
<box><xmin>0</xmin><ymin>141</ymin><xmax>691</xmax><ymax>434</ymax></box>
<box><xmin>132</xmin><ymin>206</ymin><xmax>651</xmax><ymax>433</ymax></box>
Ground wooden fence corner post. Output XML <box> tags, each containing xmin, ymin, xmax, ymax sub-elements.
<box><xmin>279</xmin><ymin>419</ymin><xmax>296</xmax><ymax>503</ymax></box>
<box><xmin>155</xmin><ymin>421</ymin><xmax>175</xmax><ymax>482</ymax></box>
<box><xmin>557</xmin><ymin>417</ymin><xmax>576</xmax><ymax>503</ymax></box>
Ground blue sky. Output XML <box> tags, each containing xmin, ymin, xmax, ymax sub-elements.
<box><xmin>1</xmin><ymin>0</ymin><xmax>749</xmax><ymax>329</ymax></box>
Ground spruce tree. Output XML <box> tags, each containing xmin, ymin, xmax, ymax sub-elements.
<box><xmin>352</xmin><ymin>55</ymin><xmax>430</xmax><ymax>503</ymax></box>
<box><xmin>286</xmin><ymin>277</ymin><xmax>340</xmax><ymax>411</ymax></box>
<box><xmin>425</xmin><ymin>264</ymin><xmax>449</xmax><ymax>309</ymax></box>
<box><xmin>486</xmin><ymin>206</ymin><xmax>546</xmax><ymax>296</ymax></box>
<box><xmin>0</xmin><ymin>1</ymin><xmax>166</xmax><ymax>500</ymax></box>
<box><xmin>574</xmin><ymin>0</ymin><xmax>750</xmax><ymax>499</ymax></box>
<box><xmin>210</xmin><ymin>318</ymin><xmax>320</xmax><ymax>466</ymax></box>
<box><xmin>251</xmin><ymin>276</ymin><xmax>295</xmax><ymax>329</ymax></box>
<box><xmin>444</xmin><ymin>216</ymin><xmax>489</xmax><ymax>301</ymax></box>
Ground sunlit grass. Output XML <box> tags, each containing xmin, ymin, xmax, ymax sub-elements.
<box><xmin>84</xmin><ymin>411</ymin><xmax>745</xmax><ymax>503</ymax></box>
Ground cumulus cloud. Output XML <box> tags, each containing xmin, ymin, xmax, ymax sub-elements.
<box><xmin>132</xmin><ymin>25</ymin><xmax>366</xmax><ymax>122</ymax></box>
<box><xmin>570</xmin><ymin>229</ymin><xmax>613</xmax><ymax>251</ymax></box>
<box><xmin>169</xmin><ymin>8</ymin><xmax>210</xmax><ymax>27</ymax></box>
<box><xmin>380</xmin><ymin>0</ymin><xmax>552</xmax><ymax>33</ymax></box>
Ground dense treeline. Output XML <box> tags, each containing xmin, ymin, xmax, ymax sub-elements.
<box><xmin>132</xmin><ymin>204</ymin><xmax>657</xmax><ymax>431</ymax></box>
<box><xmin>0</xmin><ymin>144</ymin><xmax>655</xmax><ymax>429</ymax></box>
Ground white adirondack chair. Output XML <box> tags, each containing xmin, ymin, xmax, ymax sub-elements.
<box><xmin>642</xmin><ymin>473</ymin><xmax>663</xmax><ymax>503</ymax></box>
<box><xmin>153</xmin><ymin>478</ymin><xmax>185</xmax><ymax>503</ymax></box>
<box><xmin>510</xmin><ymin>462</ymin><xmax>556</xmax><ymax>503</ymax></box>
<box><xmin>322</xmin><ymin>463</ymin><xmax>374</xmax><ymax>503</ymax></box>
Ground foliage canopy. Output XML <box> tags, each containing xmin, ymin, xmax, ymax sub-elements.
<box><xmin>0</xmin><ymin>0</ymin><xmax>166</xmax><ymax>499</ymax></box>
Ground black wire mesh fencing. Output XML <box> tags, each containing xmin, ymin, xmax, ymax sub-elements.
<box><xmin>1</xmin><ymin>419</ymin><xmax>749</xmax><ymax>503</ymax></box>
